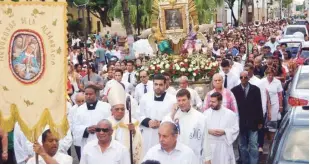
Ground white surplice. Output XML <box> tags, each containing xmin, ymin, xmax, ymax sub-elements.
<box><xmin>108</xmin><ymin>113</ymin><xmax>143</xmax><ymax>164</ymax></box>
<box><xmin>139</xmin><ymin>92</ymin><xmax>176</xmax><ymax>155</ymax></box>
<box><xmin>72</xmin><ymin>101</ymin><xmax>111</xmax><ymax>150</ymax></box>
<box><xmin>203</xmin><ymin>106</ymin><xmax>239</xmax><ymax>164</ymax></box>
<box><xmin>162</xmin><ymin>107</ymin><xmax>209</xmax><ymax>162</ymax></box>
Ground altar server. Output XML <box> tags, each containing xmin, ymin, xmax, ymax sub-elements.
<box><xmin>139</xmin><ymin>74</ymin><xmax>176</xmax><ymax>155</ymax></box>
<box><xmin>203</xmin><ymin>92</ymin><xmax>239</xmax><ymax>164</ymax></box>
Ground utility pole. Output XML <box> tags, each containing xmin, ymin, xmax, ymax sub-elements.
<box><xmin>280</xmin><ymin>0</ymin><xmax>282</xmax><ymax>19</ymax></box>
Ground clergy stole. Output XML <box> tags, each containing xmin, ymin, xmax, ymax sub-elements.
<box><xmin>108</xmin><ymin>114</ymin><xmax>143</xmax><ymax>164</ymax></box>
<box><xmin>72</xmin><ymin>101</ymin><xmax>111</xmax><ymax>150</ymax></box>
<box><xmin>139</xmin><ymin>92</ymin><xmax>176</xmax><ymax>155</ymax></box>
<box><xmin>204</xmin><ymin>107</ymin><xmax>239</xmax><ymax>164</ymax></box>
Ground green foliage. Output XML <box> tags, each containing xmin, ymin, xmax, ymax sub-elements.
<box><xmin>282</xmin><ymin>0</ymin><xmax>293</xmax><ymax>8</ymax></box>
<box><xmin>68</xmin><ymin>19</ymin><xmax>83</xmax><ymax>35</ymax></box>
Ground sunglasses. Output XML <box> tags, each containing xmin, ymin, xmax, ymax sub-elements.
<box><xmin>240</xmin><ymin>76</ymin><xmax>248</xmax><ymax>79</ymax></box>
<box><xmin>95</xmin><ymin>128</ymin><xmax>110</xmax><ymax>133</ymax></box>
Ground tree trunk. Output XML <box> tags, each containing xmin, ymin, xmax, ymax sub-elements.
<box><xmin>239</xmin><ymin>0</ymin><xmax>244</xmax><ymax>21</ymax></box>
<box><xmin>230</xmin><ymin>7</ymin><xmax>238</xmax><ymax>27</ymax></box>
<box><xmin>122</xmin><ymin>0</ymin><xmax>133</xmax><ymax>35</ymax></box>
<box><xmin>95</xmin><ymin>8</ymin><xmax>111</xmax><ymax>27</ymax></box>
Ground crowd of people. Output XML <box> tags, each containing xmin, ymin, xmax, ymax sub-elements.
<box><xmin>0</xmin><ymin>18</ymin><xmax>306</xmax><ymax>164</ymax></box>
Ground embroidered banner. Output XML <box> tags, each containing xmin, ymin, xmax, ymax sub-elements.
<box><xmin>0</xmin><ymin>1</ymin><xmax>68</xmax><ymax>142</ymax></box>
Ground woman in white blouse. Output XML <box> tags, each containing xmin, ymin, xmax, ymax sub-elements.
<box><xmin>260</xmin><ymin>67</ymin><xmax>283</xmax><ymax>140</ymax></box>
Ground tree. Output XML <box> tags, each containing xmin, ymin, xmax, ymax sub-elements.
<box><xmin>68</xmin><ymin>19</ymin><xmax>84</xmax><ymax>36</ymax></box>
<box><xmin>224</xmin><ymin>0</ymin><xmax>238</xmax><ymax>26</ymax></box>
<box><xmin>121</xmin><ymin>0</ymin><xmax>133</xmax><ymax>35</ymax></box>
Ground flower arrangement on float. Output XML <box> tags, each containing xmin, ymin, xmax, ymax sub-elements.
<box><xmin>136</xmin><ymin>54</ymin><xmax>220</xmax><ymax>81</ymax></box>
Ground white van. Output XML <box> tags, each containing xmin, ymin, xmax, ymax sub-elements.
<box><xmin>283</xmin><ymin>25</ymin><xmax>308</xmax><ymax>39</ymax></box>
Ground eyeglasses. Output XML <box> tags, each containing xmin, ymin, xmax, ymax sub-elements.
<box><xmin>240</xmin><ymin>76</ymin><xmax>248</xmax><ymax>79</ymax></box>
<box><xmin>95</xmin><ymin>128</ymin><xmax>110</xmax><ymax>133</ymax></box>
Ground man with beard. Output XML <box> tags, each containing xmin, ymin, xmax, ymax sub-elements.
<box><xmin>203</xmin><ymin>92</ymin><xmax>239</xmax><ymax>164</ymax></box>
<box><xmin>27</xmin><ymin>130</ymin><xmax>72</xmax><ymax>164</ymax></box>
<box><xmin>139</xmin><ymin>74</ymin><xmax>176</xmax><ymax>155</ymax></box>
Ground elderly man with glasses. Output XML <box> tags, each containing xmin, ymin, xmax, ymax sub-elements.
<box><xmin>231</xmin><ymin>71</ymin><xmax>264</xmax><ymax>164</ymax></box>
<box><xmin>134</xmin><ymin>70</ymin><xmax>153</xmax><ymax>104</ymax></box>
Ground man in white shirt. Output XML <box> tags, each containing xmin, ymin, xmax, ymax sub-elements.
<box><xmin>107</xmin><ymin>81</ymin><xmax>143</xmax><ymax>163</ymax></box>
<box><xmin>139</xmin><ymin>74</ymin><xmax>176</xmax><ymax>155</ymax></box>
<box><xmin>163</xmin><ymin>72</ymin><xmax>177</xmax><ymax>96</ymax></box>
<box><xmin>27</xmin><ymin>129</ymin><xmax>73</xmax><ymax>164</ymax></box>
<box><xmin>178</xmin><ymin>76</ymin><xmax>203</xmax><ymax>110</ymax></box>
<box><xmin>80</xmin><ymin>119</ymin><xmax>130</xmax><ymax>164</ymax></box>
<box><xmin>203</xmin><ymin>92</ymin><xmax>239</xmax><ymax>164</ymax></box>
<box><xmin>134</xmin><ymin>70</ymin><xmax>153</xmax><ymax>104</ymax></box>
<box><xmin>14</xmin><ymin>124</ymin><xmax>72</xmax><ymax>164</ymax></box>
<box><xmin>162</xmin><ymin>89</ymin><xmax>211</xmax><ymax>163</ymax></box>
<box><xmin>122</xmin><ymin>60</ymin><xmax>137</xmax><ymax>87</ymax></box>
<box><xmin>104</xmin><ymin>69</ymin><xmax>134</xmax><ymax>95</ymax></box>
<box><xmin>72</xmin><ymin>85</ymin><xmax>111</xmax><ymax>150</ymax></box>
<box><xmin>111</xmin><ymin>46</ymin><xmax>122</xmax><ymax>59</ymax></box>
<box><xmin>264</xmin><ymin>35</ymin><xmax>278</xmax><ymax>53</ymax></box>
<box><xmin>143</xmin><ymin>122</ymin><xmax>198</xmax><ymax>164</ymax></box>
<box><xmin>68</xmin><ymin>92</ymin><xmax>85</xmax><ymax>161</ymax></box>
<box><xmin>220</xmin><ymin>59</ymin><xmax>240</xmax><ymax>90</ymax></box>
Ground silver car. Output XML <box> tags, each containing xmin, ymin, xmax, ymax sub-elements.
<box><xmin>285</xmin><ymin>65</ymin><xmax>309</xmax><ymax>111</ymax></box>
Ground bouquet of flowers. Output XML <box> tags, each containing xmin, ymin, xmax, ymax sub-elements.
<box><xmin>137</xmin><ymin>54</ymin><xmax>219</xmax><ymax>81</ymax></box>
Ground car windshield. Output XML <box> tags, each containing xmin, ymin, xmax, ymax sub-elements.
<box><xmin>300</xmin><ymin>49</ymin><xmax>309</xmax><ymax>59</ymax></box>
<box><xmin>286</xmin><ymin>27</ymin><xmax>307</xmax><ymax>35</ymax></box>
<box><xmin>281</xmin><ymin>127</ymin><xmax>309</xmax><ymax>163</ymax></box>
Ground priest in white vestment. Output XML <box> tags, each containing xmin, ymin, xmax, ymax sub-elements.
<box><xmin>107</xmin><ymin>82</ymin><xmax>143</xmax><ymax>164</ymax></box>
<box><xmin>72</xmin><ymin>85</ymin><xmax>111</xmax><ymax>150</ymax></box>
<box><xmin>203</xmin><ymin>92</ymin><xmax>239</xmax><ymax>164</ymax></box>
<box><xmin>139</xmin><ymin>74</ymin><xmax>176</xmax><ymax>155</ymax></box>
<box><xmin>162</xmin><ymin>89</ymin><xmax>211</xmax><ymax>163</ymax></box>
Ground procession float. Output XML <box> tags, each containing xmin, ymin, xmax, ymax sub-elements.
<box><xmin>136</xmin><ymin>0</ymin><xmax>219</xmax><ymax>98</ymax></box>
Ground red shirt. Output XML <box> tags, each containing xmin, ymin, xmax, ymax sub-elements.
<box><xmin>254</xmin><ymin>36</ymin><xmax>266</xmax><ymax>44</ymax></box>
<box><xmin>67</xmin><ymin>79</ymin><xmax>72</xmax><ymax>91</ymax></box>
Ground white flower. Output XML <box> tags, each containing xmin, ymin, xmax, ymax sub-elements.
<box><xmin>179</xmin><ymin>62</ymin><xmax>184</xmax><ymax>65</ymax></box>
<box><xmin>153</xmin><ymin>61</ymin><xmax>157</xmax><ymax>65</ymax></box>
<box><xmin>160</xmin><ymin>70</ymin><xmax>165</xmax><ymax>73</ymax></box>
<box><xmin>193</xmin><ymin>73</ymin><xmax>197</xmax><ymax>76</ymax></box>
<box><xmin>144</xmin><ymin>68</ymin><xmax>149</xmax><ymax>71</ymax></box>
<box><xmin>181</xmin><ymin>68</ymin><xmax>186</xmax><ymax>72</ymax></box>
<box><xmin>188</xmin><ymin>68</ymin><xmax>192</xmax><ymax>72</ymax></box>
<box><xmin>176</xmin><ymin>67</ymin><xmax>180</xmax><ymax>70</ymax></box>
<box><xmin>174</xmin><ymin>59</ymin><xmax>178</xmax><ymax>63</ymax></box>
<box><xmin>175</xmin><ymin>64</ymin><xmax>180</xmax><ymax>68</ymax></box>
<box><xmin>189</xmin><ymin>64</ymin><xmax>193</xmax><ymax>68</ymax></box>
<box><xmin>165</xmin><ymin>64</ymin><xmax>170</xmax><ymax>69</ymax></box>
<box><xmin>184</xmin><ymin>59</ymin><xmax>188</xmax><ymax>62</ymax></box>
<box><xmin>150</xmin><ymin>65</ymin><xmax>155</xmax><ymax>70</ymax></box>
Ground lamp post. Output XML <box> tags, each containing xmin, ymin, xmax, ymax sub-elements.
<box><xmin>256</xmin><ymin>0</ymin><xmax>259</xmax><ymax>21</ymax></box>
<box><xmin>246</xmin><ymin>0</ymin><xmax>249</xmax><ymax>56</ymax></box>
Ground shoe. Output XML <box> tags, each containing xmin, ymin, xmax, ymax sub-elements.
<box><xmin>259</xmin><ymin>147</ymin><xmax>263</xmax><ymax>153</ymax></box>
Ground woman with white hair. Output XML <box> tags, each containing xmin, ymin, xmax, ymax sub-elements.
<box><xmin>203</xmin><ymin>73</ymin><xmax>238</xmax><ymax>113</ymax></box>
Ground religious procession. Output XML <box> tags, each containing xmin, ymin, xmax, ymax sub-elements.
<box><xmin>0</xmin><ymin>0</ymin><xmax>309</xmax><ymax>164</ymax></box>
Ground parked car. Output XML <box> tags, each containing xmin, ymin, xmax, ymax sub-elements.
<box><xmin>284</xmin><ymin>65</ymin><xmax>309</xmax><ymax>112</ymax></box>
<box><xmin>295</xmin><ymin>41</ymin><xmax>309</xmax><ymax>65</ymax></box>
<box><xmin>267</xmin><ymin>106</ymin><xmax>309</xmax><ymax>164</ymax></box>
<box><xmin>282</xmin><ymin>25</ymin><xmax>308</xmax><ymax>39</ymax></box>
<box><xmin>293</xmin><ymin>19</ymin><xmax>308</xmax><ymax>25</ymax></box>
<box><xmin>278</xmin><ymin>38</ymin><xmax>304</xmax><ymax>58</ymax></box>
